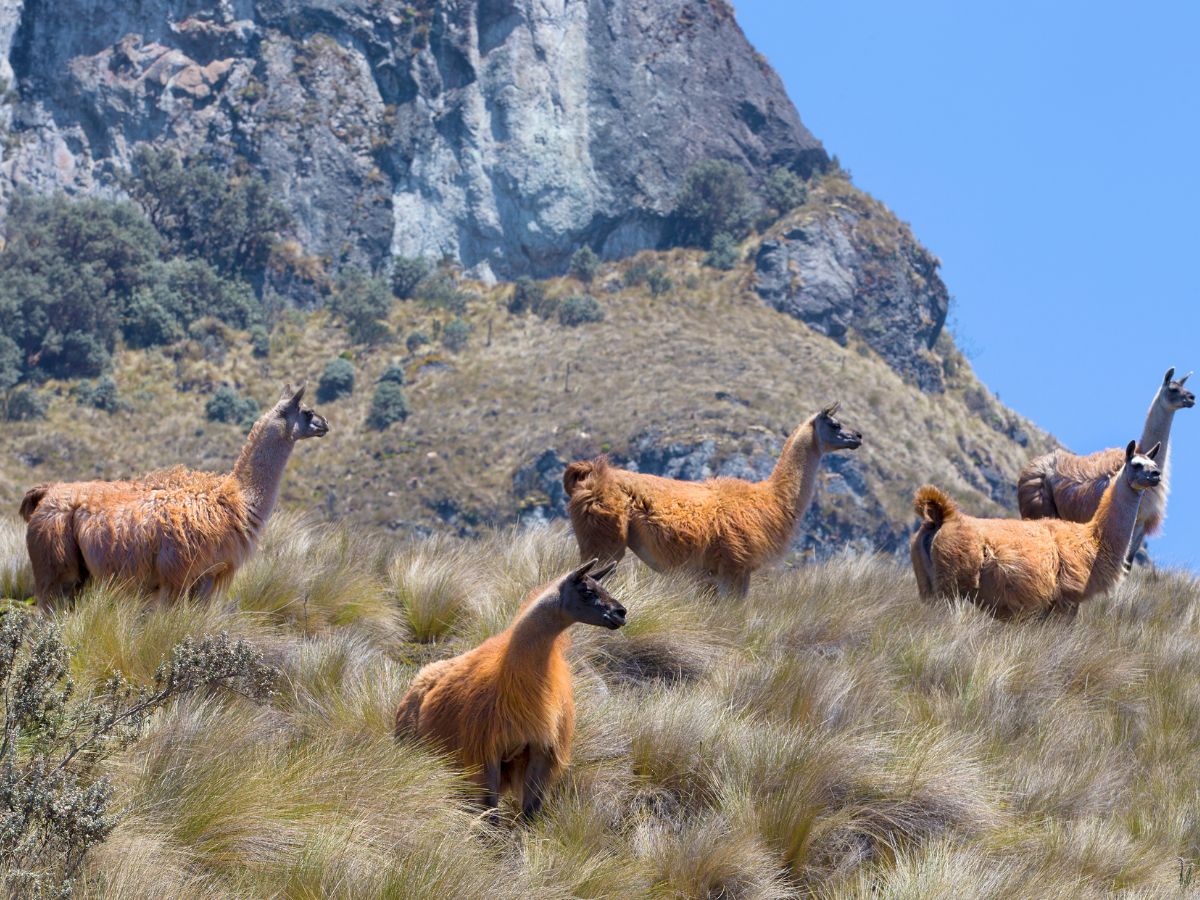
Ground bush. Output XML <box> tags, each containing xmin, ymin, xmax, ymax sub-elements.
<box><xmin>415</xmin><ymin>270</ymin><xmax>468</xmax><ymax>315</ymax></box>
<box><xmin>367</xmin><ymin>380</ymin><xmax>409</xmax><ymax>429</ymax></box>
<box><xmin>558</xmin><ymin>294</ymin><xmax>605</xmax><ymax>327</ymax></box>
<box><xmin>74</xmin><ymin>376</ymin><xmax>124</xmax><ymax>414</ymax></box>
<box><xmin>0</xmin><ymin>335</ymin><xmax>20</xmax><ymax>392</ymax></box>
<box><xmin>529</xmin><ymin>289</ymin><xmax>560</xmax><ymax>321</ymax></box>
<box><xmin>441</xmin><ymin>317</ymin><xmax>473</xmax><ymax>352</ymax></box>
<box><xmin>205</xmin><ymin>385</ymin><xmax>259</xmax><ymax>428</ymax></box>
<box><xmin>568</xmin><ymin>246</ymin><xmax>600</xmax><ymax>283</ymax></box>
<box><xmin>672</xmin><ymin>159</ymin><xmax>755</xmax><ymax>248</ymax></box>
<box><xmin>762</xmin><ymin>166</ymin><xmax>808</xmax><ymax>216</ymax></box>
<box><xmin>392</xmin><ymin>255</ymin><xmax>431</xmax><ymax>299</ymax></box>
<box><xmin>704</xmin><ymin>232</ymin><xmax>740</xmax><ymax>270</ymax></box>
<box><xmin>405</xmin><ymin>331</ymin><xmax>430</xmax><ymax>353</ymax></box>
<box><xmin>5</xmin><ymin>386</ymin><xmax>47</xmax><ymax>421</ymax></box>
<box><xmin>508</xmin><ymin>277</ymin><xmax>544</xmax><ymax>315</ymax></box>
<box><xmin>625</xmin><ymin>257</ymin><xmax>653</xmax><ymax>287</ymax></box>
<box><xmin>0</xmin><ymin>194</ymin><xmax>160</xmax><ymax>380</ymax></box>
<box><xmin>647</xmin><ymin>266</ymin><xmax>674</xmax><ymax>297</ymax></box>
<box><xmin>0</xmin><ymin>610</ymin><xmax>275</xmax><ymax>897</ymax></box>
<box><xmin>331</xmin><ymin>268</ymin><xmax>392</xmax><ymax>344</ymax></box>
<box><xmin>249</xmin><ymin>324</ymin><xmax>271</xmax><ymax>358</ymax></box>
<box><xmin>317</xmin><ymin>357</ymin><xmax>356</xmax><ymax>402</ymax></box>
<box><xmin>378</xmin><ymin>362</ymin><xmax>406</xmax><ymax>386</ymax></box>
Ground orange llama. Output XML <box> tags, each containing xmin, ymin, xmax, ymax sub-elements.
<box><xmin>1018</xmin><ymin>367</ymin><xmax>1193</xmax><ymax>569</ymax></box>
<box><xmin>563</xmin><ymin>403</ymin><xmax>863</xmax><ymax>597</ymax></box>
<box><xmin>912</xmin><ymin>441</ymin><xmax>1161</xmax><ymax>619</ymax></box>
<box><xmin>21</xmin><ymin>384</ymin><xmax>328</xmax><ymax>609</ymax></box>
<box><xmin>395</xmin><ymin>559</ymin><xmax>625</xmax><ymax>818</ymax></box>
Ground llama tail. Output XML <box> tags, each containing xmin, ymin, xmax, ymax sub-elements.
<box><xmin>914</xmin><ymin>485</ymin><xmax>958</xmax><ymax>527</ymax></box>
<box><xmin>1016</xmin><ymin>454</ymin><xmax>1058</xmax><ymax>520</ymax></box>
<box><xmin>19</xmin><ymin>484</ymin><xmax>50</xmax><ymax>522</ymax></box>
<box><xmin>563</xmin><ymin>456</ymin><xmax>610</xmax><ymax>498</ymax></box>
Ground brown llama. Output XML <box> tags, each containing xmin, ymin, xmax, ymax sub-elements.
<box><xmin>1018</xmin><ymin>367</ymin><xmax>1193</xmax><ymax>569</ymax></box>
<box><xmin>21</xmin><ymin>383</ymin><xmax>328</xmax><ymax>610</ymax></box>
<box><xmin>395</xmin><ymin>558</ymin><xmax>625</xmax><ymax>819</ymax></box>
<box><xmin>912</xmin><ymin>441</ymin><xmax>1161</xmax><ymax>620</ymax></box>
<box><xmin>562</xmin><ymin>403</ymin><xmax>863</xmax><ymax>597</ymax></box>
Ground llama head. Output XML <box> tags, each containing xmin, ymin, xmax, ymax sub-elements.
<box><xmin>557</xmin><ymin>558</ymin><xmax>626</xmax><ymax>630</ymax></box>
<box><xmin>275</xmin><ymin>382</ymin><xmax>330</xmax><ymax>441</ymax></box>
<box><xmin>814</xmin><ymin>402</ymin><xmax>863</xmax><ymax>452</ymax></box>
<box><xmin>1123</xmin><ymin>440</ymin><xmax>1162</xmax><ymax>491</ymax></box>
<box><xmin>1160</xmin><ymin>368</ymin><xmax>1195</xmax><ymax>411</ymax></box>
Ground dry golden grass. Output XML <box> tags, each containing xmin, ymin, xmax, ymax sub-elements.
<box><xmin>2</xmin><ymin>514</ymin><xmax>1198</xmax><ymax>898</ymax></box>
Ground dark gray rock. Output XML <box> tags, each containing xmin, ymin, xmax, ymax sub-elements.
<box><xmin>753</xmin><ymin>207</ymin><xmax>950</xmax><ymax>391</ymax></box>
<box><xmin>0</xmin><ymin>0</ymin><xmax>825</xmax><ymax>279</ymax></box>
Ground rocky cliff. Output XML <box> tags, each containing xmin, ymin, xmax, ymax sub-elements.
<box><xmin>0</xmin><ymin>0</ymin><xmax>824</xmax><ymax>279</ymax></box>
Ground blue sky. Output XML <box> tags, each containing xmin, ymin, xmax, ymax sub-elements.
<box><xmin>735</xmin><ymin>0</ymin><xmax>1200</xmax><ymax>568</ymax></box>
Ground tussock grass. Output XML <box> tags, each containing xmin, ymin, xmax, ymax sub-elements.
<box><xmin>0</xmin><ymin>514</ymin><xmax>1198</xmax><ymax>896</ymax></box>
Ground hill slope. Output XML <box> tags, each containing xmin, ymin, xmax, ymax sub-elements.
<box><xmin>1</xmin><ymin>515</ymin><xmax>1197</xmax><ymax>896</ymax></box>
<box><xmin>0</xmin><ymin>176</ymin><xmax>1051</xmax><ymax>555</ymax></box>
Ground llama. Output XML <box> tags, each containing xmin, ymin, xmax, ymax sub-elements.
<box><xmin>394</xmin><ymin>558</ymin><xmax>625</xmax><ymax>819</ymax></box>
<box><xmin>21</xmin><ymin>383</ymin><xmax>328</xmax><ymax>609</ymax></box>
<box><xmin>1018</xmin><ymin>367</ymin><xmax>1193</xmax><ymax>568</ymax></box>
<box><xmin>563</xmin><ymin>403</ymin><xmax>863</xmax><ymax>597</ymax></box>
<box><xmin>912</xmin><ymin>441</ymin><xmax>1161</xmax><ymax>619</ymax></box>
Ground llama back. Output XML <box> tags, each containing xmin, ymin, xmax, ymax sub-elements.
<box><xmin>1044</xmin><ymin>447</ymin><xmax>1124</xmax><ymax>524</ymax></box>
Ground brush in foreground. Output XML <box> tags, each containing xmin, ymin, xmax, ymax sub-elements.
<box><xmin>912</xmin><ymin>440</ymin><xmax>1161</xmax><ymax>619</ymax></box>
<box><xmin>563</xmin><ymin>403</ymin><xmax>863</xmax><ymax>597</ymax></box>
<box><xmin>1018</xmin><ymin>367</ymin><xmax>1193</xmax><ymax>568</ymax></box>
<box><xmin>20</xmin><ymin>383</ymin><xmax>329</xmax><ymax>609</ymax></box>
<box><xmin>395</xmin><ymin>558</ymin><xmax>626</xmax><ymax>819</ymax></box>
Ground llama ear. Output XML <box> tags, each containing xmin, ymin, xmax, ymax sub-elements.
<box><xmin>822</xmin><ymin>400</ymin><xmax>841</xmax><ymax>417</ymax></box>
<box><xmin>591</xmin><ymin>560</ymin><xmax>618</xmax><ymax>582</ymax></box>
<box><xmin>571</xmin><ymin>558</ymin><xmax>598</xmax><ymax>581</ymax></box>
<box><xmin>1180</xmin><ymin>371</ymin><xmax>1193</xmax><ymax>385</ymax></box>
<box><xmin>1146</xmin><ymin>441</ymin><xmax>1162</xmax><ymax>460</ymax></box>
<box><xmin>1125</xmin><ymin>440</ymin><xmax>1137</xmax><ymax>463</ymax></box>
<box><xmin>291</xmin><ymin>382</ymin><xmax>307</xmax><ymax>405</ymax></box>
<box><xmin>279</xmin><ymin>382</ymin><xmax>294</xmax><ymax>401</ymax></box>
<box><xmin>1164</xmin><ymin>367</ymin><xmax>1176</xmax><ymax>385</ymax></box>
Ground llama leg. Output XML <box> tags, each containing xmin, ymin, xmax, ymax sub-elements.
<box><xmin>520</xmin><ymin>746</ymin><xmax>554</xmax><ymax>820</ymax></box>
<box><xmin>716</xmin><ymin>570</ymin><xmax>750</xmax><ymax>599</ymax></box>
<box><xmin>482</xmin><ymin>759</ymin><xmax>502</xmax><ymax>810</ymax></box>
<box><xmin>1124</xmin><ymin>523</ymin><xmax>1147</xmax><ymax>572</ymax></box>
<box><xmin>28</xmin><ymin>516</ymin><xmax>85</xmax><ymax>613</ymax></box>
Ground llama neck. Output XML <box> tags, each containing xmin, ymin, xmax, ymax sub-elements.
<box><xmin>502</xmin><ymin>597</ymin><xmax>570</xmax><ymax>686</ymax></box>
<box><xmin>1139</xmin><ymin>397</ymin><xmax>1174</xmax><ymax>480</ymax></box>
<box><xmin>1085</xmin><ymin>475</ymin><xmax>1144</xmax><ymax>597</ymax></box>
<box><xmin>229</xmin><ymin>419</ymin><xmax>295</xmax><ymax>533</ymax></box>
<box><xmin>768</xmin><ymin>421</ymin><xmax>823</xmax><ymax>520</ymax></box>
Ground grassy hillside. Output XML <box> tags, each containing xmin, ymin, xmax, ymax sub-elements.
<box><xmin>2</xmin><ymin>516</ymin><xmax>1198</xmax><ymax>897</ymax></box>
<box><xmin>0</xmin><ymin>178</ymin><xmax>1053</xmax><ymax>554</ymax></box>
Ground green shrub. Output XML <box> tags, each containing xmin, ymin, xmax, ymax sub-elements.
<box><xmin>249</xmin><ymin>324</ymin><xmax>271</xmax><ymax>358</ymax></box>
<box><xmin>74</xmin><ymin>376</ymin><xmax>124</xmax><ymax>414</ymax></box>
<box><xmin>508</xmin><ymin>277</ymin><xmax>544</xmax><ymax>315</ymax></box>
<box><xmin>441</xmin><ymin>317</ymin><xmax>473</xmax><ymax>352</ymax></box>
<box><xmin>530</xmin><ymin>290</ymin><xmax>560</xmax><ymax>321</ymax></box>
<box><xmin>367</xmin><ymin>380</ymin><xmax>409</xmax><ymax>429</ymax></box>
<box><xmin>558</xmin><ymin>294</ymin><xmax>605</xmax><ymax>327</ymax></box>
<box><xmin>704</xmin><ymin>232</ymin><xmax>740</xmax><ymax>270</ymax></box>
<box><xmin>205</xmin><ymin>385</ymin><xmax>259</xmax><ymax>428</ymax></box>
<box><xmin>625</xmin><ymin>257</ymin><xmax>653</xmax><ymax>287</ymax></box>
<box><xmin>405</xmin><ymin>331</ymin><xmax>430</xmax><ymax>353</ymax></box>
<box><xmin>0</xmin><ymin>335</ymin><xmax>20</xmax><ymax>392</ymax></box>
<box><xmin>0</xmin><ymin>610</ymin><xmax>274</xmax><ymax>897</ymax></box>
<box><xmin>416</xmin><ymin>270</ymin><xmax>468</xmax><ymax>314</ymax></box>
<box><xmin>568</xmin><ymin>246</ymin><xmax>600</xmax><ymax>283</ymax></box>
<box><xmin>317</xmin><ymin>357</ymin><xmax>355</xmax><ymax>402</ymax></box>
<box><xmin>5</xmin><ymin>386</ymin><xmax>47</xmax><ymax>421</ymax></box>
<box><xmin>378</xmin><ymin>363</ymin><xmax>406</xmax><ymax>386</ymax></box>
<box><xmin>392</xmin><ymin>255</ymin><xmax>431</xmax><ymax>299</ymax></box>
<box><xmin>762</xmin><ymin>166</ymin><xmax>808</xmax><ymax>216</ymax></box>
<box><xmin>672</xmin><ymin>159</ymin><xmax>755</xmax><ymax>248</ymax></box>
<box><xmin>331</xmin><ymin>268</ymin><xmax>392</xmax><ymax>344</ymax></box>
<box><xmin>647</xmin><ymin>266</ymin><xmax>673</xmax><ymax>297</ymax></box>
